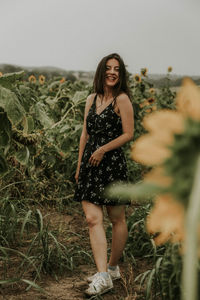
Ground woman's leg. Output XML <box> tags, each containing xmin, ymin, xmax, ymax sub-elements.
<box><xmin>82</xmin><ymin>200</ymin><xmax>107</xmax><ymax>272</ymax></box>
<box><xmin>106</xmin><ymin>205</ymin><xmax>128</xmax><ymax>266</ymax></box>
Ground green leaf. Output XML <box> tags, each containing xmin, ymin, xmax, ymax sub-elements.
<box><xmin>34</xmin><ymin>102</ymin><xmax>54</xmax><ymax>128</ymax></box>
<box><xmin>15</xmin><ymin>146</ymin><xmax>30</xmax><ymax>165</ymax></box>
<box><xmin>22</xmin><ymin>279</ymin><xmax>44</xmax><ymax>292</ymax></box>
<box><xmin>0</xmin><ymin>86</ymin><xmax>26</xmax><ymax>125</ymax></box>
<box><xmin>0</xmin><ymin>155</ymin><xmax>8</xmax><ymax>175</ymax></box>
<box><xmin>0</xmin><ymin>278</ymin><xmax>20</xmax><ymax>285</ymax></box>
<box><xmin>45</xmin><ymin>96</ymin><xmax>58</xmax><ymax>108</ymax></box>
<box><xmin>0</xmin><ymin>112</ymin><xmax>11</xmax><ymax>150</ymax></box>
<box><xmin>60</xmin><ymin>137</ymin><xmax>74</xmax><ymax>153</ymax></box>
<box><xmin>59</xmin><ymin>124</ymin><xmax>70</xmax><ymax>133</ymax></box>
<box><xmin>0</xmin><ymin>131</ymin><xmax>10</xmax><ymax>148</ymax></box>
<box><xmin>107</xmin><ymin>182</ymin><xmax>166</xmax><ymax>201</ymax></box>
<box><xmin>22</xmin><ymin>116</ymin><xmax>34</xmax><ymax>134</ymax></box>
<box><xmin>72</xmin><ymin>91</ymin><xmax>88</xmax><ymax>104</ymax></box>
<box><xmin>0</xmin><ymin>71</ymin><xmax>24</xmax><ymax>89</ymax></box>
<box><xmin>20</xmin><ymin>209</ymin><xmax>32</xmax><ymax>240</ymax></box>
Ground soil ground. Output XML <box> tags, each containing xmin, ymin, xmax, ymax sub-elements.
<box><xmin>0</xmin><ymin>203</ymin><xmax>151</xmax><ymax>300</ymax></box>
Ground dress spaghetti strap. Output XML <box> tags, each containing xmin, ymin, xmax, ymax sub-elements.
<box><xmin>112</xmin><ymin>96</ymin><xmax>117</xmax><ymax>108</ymax></box>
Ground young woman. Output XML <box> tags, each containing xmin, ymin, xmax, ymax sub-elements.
<box><xmin>73</xmin><ymin>53</ymin><xmax>134</xmax><ymax>296</ymax></box>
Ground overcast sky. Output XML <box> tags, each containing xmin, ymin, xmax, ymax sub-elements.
<box><xmin>0</xmin><ymin>0</ymin><xmax>200</xmax><ymax>75</ymax></box>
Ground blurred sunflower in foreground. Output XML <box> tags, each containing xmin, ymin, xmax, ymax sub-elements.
<box><xmin>132</xmin><ymin>78</ymin><xmax>200</xmax><ymax>245</ymax></box>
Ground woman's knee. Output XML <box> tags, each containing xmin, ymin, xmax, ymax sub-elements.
<box><xmin>107</xmin><ymin>206</ymin><xmax>126</xmax><ymax>225</ymax></box>
<box><xmin>85</xmin><ymin>213</ymin><xmax>103</xmax><ymax>227</ymax></box>
<box><xmin>82</xmin><ymin>201</ymin><xmax>103</xmax><ymax>227</ymax></box>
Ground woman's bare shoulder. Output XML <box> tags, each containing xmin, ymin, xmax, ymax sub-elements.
<box><xmin>84</xmin><ymin>93</ymin><xmax>96</xmax><ymax>110</ymax></box>
<box><xmin>116</xmin><ymin>93</ymin><xmax>131</xmax><ymax>105</ymax></box>
<box><xmin>86</xmin><ymin>93</ymin><xmax>96</xmax><ymax>104</ymax></box>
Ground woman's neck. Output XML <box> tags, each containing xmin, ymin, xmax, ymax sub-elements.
<box><xmin>103</xmin><ymin>87</ymin><xmax>114</xmax><ymax>102</ymax></box>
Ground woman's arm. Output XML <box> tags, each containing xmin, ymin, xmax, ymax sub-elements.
<box><xmin>89</xmin><ymin>94</ymin><xmax>134</xmax><ymax>166</ymax></box>
<box><xmin>75</xmin><ymin>93</ymin><xmax>95</xmax><ymax>183</ymax></box>
<box><xmin>101</xmin><ymin>94</ymin><xmax>134</xmax><ymax>151</ymax></box>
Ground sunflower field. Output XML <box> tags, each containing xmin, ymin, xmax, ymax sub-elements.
<box><xmin>0</xmin><ymin>68</ymin><xmax>199</xmax><ymax>300</ymax></box>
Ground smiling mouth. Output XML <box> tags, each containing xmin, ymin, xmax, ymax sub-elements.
<box><xmin>106</xmin><ymin>76</ymin><xmax>118</xmax><ymax>81</ymax></box>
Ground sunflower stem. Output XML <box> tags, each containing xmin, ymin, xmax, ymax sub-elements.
<box><xmin>182</xmin><ymin>154</ymin><xmax>200</xmax><ymax>300</ymax></box>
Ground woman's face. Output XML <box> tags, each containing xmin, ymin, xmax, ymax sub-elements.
<box><xmin>104</xmin><ymin>58</ymin><xmax>120</xmax><ymax>88</ymax></box>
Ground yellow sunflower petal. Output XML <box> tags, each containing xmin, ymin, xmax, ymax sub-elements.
<box><xmin>176</xmin><ymin>77</ymin><xmax>200</xmax><ymax>121</ymax></box>
<box><xmin>146</xmin><ymin>194</ymin><xmax>185</xmax><ymax>245</ymax></box>
<box><xmin>141</xmin><ymin>68</ymin><xmax>148</xmax><ymax>76</ymax></box>
<box><xmin>154</xmin><ymin>231</ymin><xmax>171</xmax><ymax>245</ymax></box>
<box><xmin>142</xmin><ymin>110</ymin><xmax>184</xmax><ymax>135</ymax></box>
<box><xmin>144</xmin><ymin>167</ymin><xmax>173</xmax><ymax>187</ymax></box>
<box><xmin>131</xmin><ymin>134</ymin><xmax>171</xmax><ymax>165</ymax></box>
<box><xmin>39</xmin><ymin>75</ymin><xmax>45</xmax><ymax>85</ymax></box>
<box><xmin>28</xmin><ymin>75</ymin><xmax>36</xmax><ymax>83</ymax></box>
<box><xmin>145</xmin><ymin>108</ymin><xmax>152</xmax><ymax>113</ymax></box>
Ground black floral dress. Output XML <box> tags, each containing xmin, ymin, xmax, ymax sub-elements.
<box><xmin>73</xmin><ymin>94</ymin><xmax>130</xmax><ymax>206</ymax></box>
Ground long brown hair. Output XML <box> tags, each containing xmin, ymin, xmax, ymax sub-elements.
<box><xmin>93</xmin><ymin>53</ymin><xmax>131</xmax><ymax>98</ymax></box>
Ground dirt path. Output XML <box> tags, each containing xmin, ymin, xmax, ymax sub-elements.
<box><xmin>0</xmin><ymin>205</ymin><xmax>146</xmax><ymax>300</ymax></box>
<box><xmin>0</xmin><ymin>264</ymin><xmax>144</xmax><ymax>300</ymax></box>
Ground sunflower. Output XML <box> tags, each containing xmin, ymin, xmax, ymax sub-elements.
<box><xmin>39</xmin><ymin>75</ymin><xmax>45</xmax><ymax>85</ymax></box>
<box><xmin>168</xmin><ymin>66</ymin><xmax>173</xmax><ymax>73</ymax></box>
<box><xmin>149</xmin><ymin>88</ymin><xmax>155</xmax><ymax>94</ymax></box>
<box><xmin>139</xmin><ymin>99</ymin><xmax>150</xmax><ymax>108</ymax></box>
<box><xmin>131</xmin><ymin>78</ymin><xmax>200</xmax><ymax>245</ymax></box>
<box><xmin>28</xmin><ymin>75</ymin><xmax>36</xmax><ymax>83</ymax></box>
<box><xmin>141</xmin><ymin>68</ymin><xmax>148</xmax><ymax>77</ymax></box>
<box><xmin>0</xmin><ymin>72</ymin><xmax>3</xmax><ymax>77</ymax></box>
<box><xmin>134</xmin><ymin>74</ymin><xmax>142</xmax><ymax>83</ymax></box>
<box><xmin>147</xmin><ymin>97</ymin><xmax>155</xmax><ymax>104</ymax></box>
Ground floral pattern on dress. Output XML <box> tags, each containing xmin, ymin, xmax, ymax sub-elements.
<box><xmin>73</xmin><ymin>94</ymin><xmax>130</xmax><ymax>206</ymax></box>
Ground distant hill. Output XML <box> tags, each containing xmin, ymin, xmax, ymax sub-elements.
<box><xmin>0</xmin><ymin>64</ymin><xmax>78</xmax><ymax>82</ymax></box>
<box><xmin>0</xmin><ymin>63</ymin><xmax>199</xmax><ymax>87</ymax></box>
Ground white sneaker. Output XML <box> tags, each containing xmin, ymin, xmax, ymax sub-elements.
<box><xmin>87</xmin><ymin>266</ymin><xmax>121</xmax><ymax>283</ymax></box>
<box><xmin>85</xmin><ymin>273</ymin><xmax>113</xmax><ymax>296</ymax></box>
<box><xmin>108</xmin><ymin>265</ymin><xmax>121</xmax><ymax>280</ymax></box>
<box><xmin>87</xmin><ymin>272</ymin><xmax>99</xmax><ymax>283</ymax></box>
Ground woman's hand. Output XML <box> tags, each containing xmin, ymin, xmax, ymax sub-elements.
<box><xmin>89</xmin><ymin>147</ymin><xmax>105</xmax><ymax>167</ymax></box>
<box><xmin>75</xmin><ymin>167</ymin><xmax>80</xmax><ymax>184</ymax></box>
